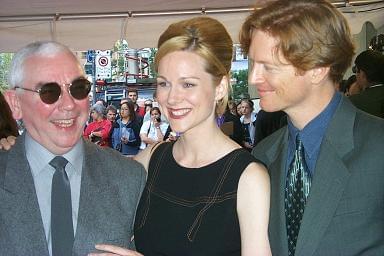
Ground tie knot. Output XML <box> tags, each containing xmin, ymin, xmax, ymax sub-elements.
<box><xmin>49</xmin><ymin>156</ymin><xmax>68</xmax><ymax>171</ymax></box>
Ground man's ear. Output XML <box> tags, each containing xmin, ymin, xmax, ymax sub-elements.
<box><xmin>4</xmin><ymin>90</ymin><xmax>23</xmax><ymax>120</ymax></box>
<box><xmin>310</xmin><ymin>66</ymin><xmax>330</xmax><ymax>85</ymax></box>
<box><xmin>215</xmin><ymin>76</ymin><xmax>229</xmax><ymax>101</ymax></box>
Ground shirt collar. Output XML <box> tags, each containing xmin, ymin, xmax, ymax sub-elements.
<box><xmin>288</xmin><ymin>92</ymin><xmax>342</xmax><ymax>158</ymax></box>
<box><xmin>25</xmin><ymin>133</ymin><xmax>84</xmax><ymax>177</ymax></box>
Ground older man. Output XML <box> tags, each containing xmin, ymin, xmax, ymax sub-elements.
<box><xmin>1</xmin><ymin>41</ymin><xmax>146</xmax><ymax>256</ymax></box>
<box><xmin>241</xmin><ymin>1</ymin><xmax>384</xmax><ymax>255</ymax></box>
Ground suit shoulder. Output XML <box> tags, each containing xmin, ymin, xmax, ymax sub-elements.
<box><xmin>85</xmin><ymin>143</ymin><xmax>146</xmax><ymax>180</ymax></box>
<box><xmin>0</xmin><ymin>150</ymin><xmax>9</xmax><ymax>173</ymax></box>
<box><xmin>252</xmin><ymin>128</ymin><xmax>286</xmax><ymax>164</ymax></box>
<box><xmin>355</xmin><ymin>110</ymin><xmax>384</xmax><ymax>133</ymax></box>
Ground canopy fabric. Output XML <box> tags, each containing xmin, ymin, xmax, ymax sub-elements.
<box><xmin>0</xmin><ymin>0</ymin><xmax>383</xmax><ymax>52</ymax></box>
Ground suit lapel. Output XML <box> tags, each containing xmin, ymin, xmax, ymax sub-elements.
<box><xmin>0</xmin><ymin>136</ymin><xmax>48</xmax><ymax>255</ymax></box>
<box><xmin>295</xmin><ymin>141</ymin><xmax>350</xmax><ymax>256</ymax></box>
<box><xmin>295</xmin><ymin>97</ymin><xmax>356</xmax><ymax>256</ymax></box>
<box><xmin>73</xmin><ymin>143</ymin><xmax>109</xmax><ymax>254</ymax></box>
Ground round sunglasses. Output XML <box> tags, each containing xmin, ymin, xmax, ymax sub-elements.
<box><xmin>14</xmin><ymin>77</ymin><xmax>91</xmax><ymax>104</ymax></box>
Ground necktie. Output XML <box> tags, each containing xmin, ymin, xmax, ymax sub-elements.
<box><xmin>50</xmin><ymin>156</ymin><xmax>74</xmax><ymax>256</ymax></box>
<box><xmin>285</xmin><ymin>136</ymin><xmax>311</xmax><ymax>256</ymax></box>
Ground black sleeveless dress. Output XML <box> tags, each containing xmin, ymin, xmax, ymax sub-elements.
<box><xmin>134</xmin><ymin>142</ymin><xmax>262</xmax><ymax>256</ymax></box>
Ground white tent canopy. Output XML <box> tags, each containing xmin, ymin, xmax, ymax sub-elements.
<box><xmin>0</xmin><ymin>0</ymin><xmax>383</xmax><ymax>52</ymax></box>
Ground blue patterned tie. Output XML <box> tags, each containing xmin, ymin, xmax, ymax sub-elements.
<box><xmin>50</xmin><ymin>156</ymin><xmax>74</xmax><ymax>256</ymax></box>
<box><xmin>285</xmin><ymin>136</ymin><xmax>311</xmax><ymax>256</ymax></box>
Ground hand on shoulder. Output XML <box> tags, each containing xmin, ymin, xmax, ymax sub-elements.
<box><xmin>0</xmin><ymin>135</ymin><xmax>16</xmax><ymax>150</ymax></box>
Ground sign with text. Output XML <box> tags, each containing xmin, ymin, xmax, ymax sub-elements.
<box><xmin>95</xmin><ymin>50</ymin><xmax>111</xmax><ymax>79</ymax></box>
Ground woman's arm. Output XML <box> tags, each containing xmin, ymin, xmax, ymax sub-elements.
<box><xmin>237</xmin><ymin>162</ymin><xmax>272</xmax><ymax>256</ymax></box>
<box><xmin>92</xmin><ymin>120</ymin><xmax>112</xmax><ymax>140</ymax></box>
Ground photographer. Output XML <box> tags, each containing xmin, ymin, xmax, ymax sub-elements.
<box><xmin>139</xmin><ymin>107</ymin><xmax>168</xmax><ymax>149</ymax></box>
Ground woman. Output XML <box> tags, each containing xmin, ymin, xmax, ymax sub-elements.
<box><xmin>111</xmin><ymin>100</ymin><xmax>141</xmax><ymax>156</ymax></box>
<box><xmin>239</xmin><ymin>99</ymin><xmax>257</xmax><ymax>151</ymax></box>
<box><xmin>139</xmin><ymin>107</ymin><xmax>168</xmax><ymax>150</ymax></box>
<box><xmin>93</xmin><ymin>16</ymin><xmax>271</xmax><ymax>256</ymax></box>
<box><xmin>83</xmin><ymin>103</ymin><xmax>112</xmax><ymax>147</ymax></box>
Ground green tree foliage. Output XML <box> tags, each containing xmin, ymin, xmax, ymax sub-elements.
<box><xmin>148</xmin><ymin>48</ymin><xmax>157</xmax><ymax>78</ymax></box>
<box><xmin>231</xmin><ymin>69</ymin><xmax>249</xmax><ymax>100</ymax></box>
<box><xmin>0</xmin><ymin>53</ymin><xmax>13</xmax><ymax>92</ymax></box>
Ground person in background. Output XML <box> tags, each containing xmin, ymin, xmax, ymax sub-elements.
<box><xmin>228</xmin><ymin>99</ymin><xmax>239</xmax><ymax>116</ymax></box>
<box><xmin>106</xmin><ymin>104</ymin><xmax>117</xmax><ymax>123</ymax></box>
<box><xmin>139</xmin><ymin>106</ymin><xmax>168</xmax><ymax>150</ymax></box>
<box><xmin>240</xmin><ymin>0</ymin><xmax>384</xmax><ymax>255</ymax></box>
<box><xmin>111</xmin><ymin>100</ymin><xmax>141</xmax><ymax>156</ymax></box>
<box><xmin>95</xmin><ymin>99</ymin><xmax>107</xmax><ymax>107</ymax></box>
<box><xmin>83</xmin><ymin>103</ymin><xmax>112</xmax><ymax>147</ymax></box>
<box><xmin>239</xmin><ymin>98</ymin><xmax>257</xmax><ymax>151</ymax></box>
<box><xmin>162</xmin><ymin>125</ymin><xmax>179</xmax><ymax>142</ymax></box>
<box><xmin>92</xmin><ymin>16</ymin><xmax>271</xmax><ymax>256</ymax></box>
<box><xmin>121</xmin><ymin>95</ymin><xmax>143</xmax><ymax>125</ymax></box>
<box><xmin>339</xmin><ymin>74</ymin><xmax>356</xmax><ymax>96</ymax></box>
<box><xmin>0</xmin><ymin>41</ymin><xmax>146</xmax><ymax>256</ymax></box>
<box><xmin>0</xmin><ymin>91</ymin><xmax>19</xmax><ymax>138</ymax></box>
<box><xmin>105</xmin><ymin>104</ymin><xmax>118</xmax><ymax>147</ymax></box>
<box><xmin>253</xmin><ymin>110</ymin><xmax>287</xmax><ymax>146</ymax></box>
<box><xmin>220</xmin><ymin>102</ymin><xmax>244</xmax><ymax>146</ymax></box>
<box><xmin>127</xmin><ymin>88</ymin><xmax>146</xmax><ymax>118</ymax></box>
<box><xmin>349</xmin><ymin>50</ymin><xmax>384</xmax><ymax>118</ymax></box>
<box><xmin>236</xmin><ymin>101</ymin><xmax>243</xmax><ymax>117</ymax></box>
<box><xmin>142</xmin><ymin>98</ymin><xmax>153</xmax><ymax>123</ymax></box>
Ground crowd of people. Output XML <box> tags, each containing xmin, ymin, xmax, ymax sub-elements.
<box><xmin>82</xmin><ymin>89</ymin><xmax>271</xmax><ymax>157</ymax></box>
<box><xmin>0</xmin><ymin>0</ymin><xmax>383</xmax><ymax>256</ymax></box>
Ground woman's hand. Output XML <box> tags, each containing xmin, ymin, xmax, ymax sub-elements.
<box><xmin>121</xmin><ymin>136</ymin><xmax>128</xmax><ymax>144</ymax></box>
<box><xmin>0</xmin><ymin>135</ymin><xmax>16</xmax><ymax>150</ymax></box>
<box><xmin>88</xmin><ymin>244</ymin><xmax>143</xmax><ymax>256</ymax></box>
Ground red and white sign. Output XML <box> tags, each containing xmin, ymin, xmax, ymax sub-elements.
<box><xmin>95</xmin><ymin>50</ymin><xmax>111</xmax><ymax>79</ymax></box>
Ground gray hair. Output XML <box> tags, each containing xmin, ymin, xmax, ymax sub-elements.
<box><xmin>91</xmin><ymin>103</ymin><xmax>106</xmax><ymax>116</ymax></box>
<box><xmin>8</xmin><ymin>41</ymin><xmax>78</xmax><ymax>89</ymax></box>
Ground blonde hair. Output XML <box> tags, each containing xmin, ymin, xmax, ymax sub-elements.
<box><xmin>155</xmin><ymin>16</ymin><xmax>233</xmax><ymax>115</ymax></box>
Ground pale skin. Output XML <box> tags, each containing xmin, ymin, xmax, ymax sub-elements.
<box><xmin>4</xmin><ymin>52</ymin><xmax>89</xmax><ymax>155</ymax></box>
<box><xmin>89</xmin><ymin>51</ymin><xmax>271</xmax><ymax>256</ymax></box>
<box><xmin>248</xmin><ymin>30</ymin><xmax>335</xmax><ymax>130</ymax></box>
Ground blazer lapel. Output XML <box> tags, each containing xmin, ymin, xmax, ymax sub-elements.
<box><xmin>0</xmin><ymin>136</ymin><xmax>48</xmax><ymax>255</ymax></box>
<box><xmin>73</xmin><ymin>142</ymin><xmax>132</xmax><ymax>255</ymax></box>
<box><xmin>73</xmin><ymin>143</ymin><xmax>109</xmax><ymax>254</ymax></box>
<box><xmin>295</xmin><ymin>97</ymin><xmax>356</xmax><ymax>256</ymax></box>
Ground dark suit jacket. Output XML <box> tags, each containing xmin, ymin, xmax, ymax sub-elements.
<box><xmin>252</xmin><ymin>97</ymin><xmax>384</xmax><ymax>256</ymax></box>
<box><xmin>349</xmin><ymin>84</ymin><xmax>384</xmax><ymax>118</ymax></box>
<box><xmin>253</xmin><ymin>110</ymin><xmax>287</xmax><ymax>146</ymax></box>
<box><xmin>223</xmin><ymin>111</ymin><xmax>244</xmax><ymax>146</ymax></box>
<box><xmin>0</xmin><ymin>135</ymin><xmax>147</xmax><ymax>256</ymax></box>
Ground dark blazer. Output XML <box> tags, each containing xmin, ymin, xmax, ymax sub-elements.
<box><xmin>253</xmin><ymin>110</ymin><xmax>287</xmax><ymax>146</ymax></box>
<box><xmin>252</xmin><ymin>97</ymin><xmax>384</xmax><ymax>256</ymax></box>
<box><xmin>0</xmin><ymin>135</ymin><xmax>147</xmax><ymax>256</ymax></box>
<box><xmin>349</xmin><ymin>84</ymin><xmax>384</xmax><ymax>118</ymax></box>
